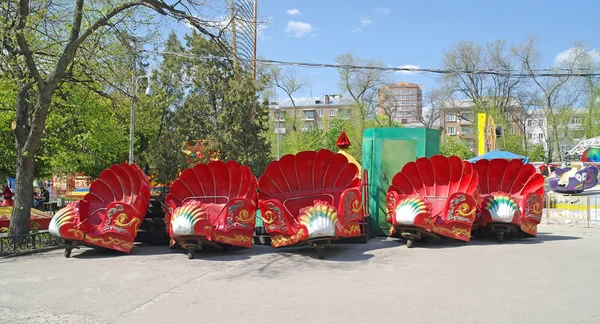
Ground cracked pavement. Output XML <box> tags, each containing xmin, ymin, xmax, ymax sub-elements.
<box><xmin>1</xmin><ymin>224</ymin><xmax>600</xmax><ymax>324</ymax></box>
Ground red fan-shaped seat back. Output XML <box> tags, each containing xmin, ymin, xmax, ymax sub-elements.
<box><xmin>81</xmin><ymin>163</ymin><xmax>150</xmax><ymax>224</ymax></box>
<box><xmin>388</xmin><ymin>155</ymin><xmax>479</xmax><ymax>216</ymax></box>
<box><xmin>167</xmin><ymin>160</ymin><xmax>258</xmax><ymax>207</ymax></box>
<box><xmin>258</xmin><ymin>149</ymin><xmax>360</xmax><ymax>216</ymax></box>
<box><xmin>473</xmin><ymin>159</ymin><xmax>544</xmax><ymax>196</ymax></box>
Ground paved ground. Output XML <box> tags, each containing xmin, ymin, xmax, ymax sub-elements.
<box><xmin>1</xmin><ymin>224</ymin><xmax>600</xmax><ymax>324</ymax></box>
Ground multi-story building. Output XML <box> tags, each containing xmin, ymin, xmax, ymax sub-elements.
<box><xmin>377</xmin><ymin>82</ymin><xmax>423</xmax><ymax>124</ymax></box>
<box><xmin>268</xmin><ymin>94</ymin><xmax>355</xmax><ymax>133</ymax></box>
<box><xmin>440</xmin><ymin>98</ymin><xmax>523</xmax><ymax>153</ymax></box>
<box><xmin>524</xmin><ymin>110</ymin><xmax>547</xmax><ymax>149</ymax></box>
<box><xmin>525</xmin><ymin>109</ymin><xmax>586</xmax><ymax>159</ymax></box>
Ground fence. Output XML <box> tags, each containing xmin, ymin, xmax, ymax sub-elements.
<box><xmin>544</xmin><ymin>194</ymin><xmax>600</xmax><ymax>227</ymax></box>
<box><xmin>0</xmin><ymin>231</ymin><xmax>64</xmax><ymax>257</ymax></box>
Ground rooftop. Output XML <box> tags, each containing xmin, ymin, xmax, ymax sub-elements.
<box><xmin>382</xmin><ymin>82</ymin><xmax>423</xmax><ymax>89</ymax></box>
<box><xmin>269</xmin><ymin>95</ymin><xmax>355</xmax><ymax>108</ymax></box>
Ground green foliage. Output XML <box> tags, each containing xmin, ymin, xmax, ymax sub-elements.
<box><xmin>0</xmin><ymin>77</ymin><xmax>17</xmax><ymax>179</ymax></box>
<box><xmin>140</xmin><ymin>32</ymin><xmax>272</xmax><ymax>179</ymax></box>
<box><xmin>440</xmin><ymin>137</ymin><xmax>476</xmax><ymax>160</ymax></box>
<box><xmin>528</xmin><ymin>144</ymin><xmax>547</xmax><ymax>162</ymax></box>
<box><xmin>43</xmin><ymin>84</ymin><xmax>128</xmax><ymax>177</ymax></box>
<box><xmin>497</xmin><ymin>134</ymin><xmax>527</xmax><ymax>156</ymax></box>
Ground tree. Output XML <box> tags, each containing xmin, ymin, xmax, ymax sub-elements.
<box><xmin>528</xmin><ymin>144</ymin><xmax>546</xmax><ymax>162</ymax></box>
<box><xmin>43</xmin><ymin>83</ymin><xmax>129</xmax><ymax>176</ymax></box>
<box><xmin>420</xmin><ymin>87</ymin><xmax>446</xmax><ymax>128</ymax></box>
<box><xmin>376</xmin><ymin>85</ymin><xmax>402</xmax><ymax>127</ymax></box>
<box><xmin>1</xmin><ymin>0</ymin><xmax>229</xmax><ymax>236</ymax></box>
<box><xmin>174</xmin><ymin>32</ymin><xmax>271</xmax><ymax>176</ymax></box>
<box><xmin>0</xmin><ymin>76</ymin><xmax>17</xmax><ymax>179</ymax></box>
<box><xmin>138</xmin><ymin>32</ymin><xmax>188</xmax><ymax>183</ymax></box>
<box><xmin>439</xmin><ymin>137</ymin><xmax>475</xmax><ymax>160</ymax></box>
<box><xmin>512</xmin><ymin>37</ymin><xmax>588</xmax><ymax>162</ymax></box>
<box><xmin>335</xmin><ymin>52</ymin><xmax>390</xmax><ymax>124</ymax></box>
<box><xmin>271</xmin><ymin>67</ymin><xmax>309</xmax><ymax>132</ymax></box>
<box><xmin>441</xmin><ymin>40</ymin><xmax>525</xmax><ymax>120</ymax></box>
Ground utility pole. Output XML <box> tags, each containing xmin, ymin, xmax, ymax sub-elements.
<box><xmin>253</xmin><ymin>0</ymin><xmax>258</xmax><ymax>81</ymax></box>
<box><xmin>230</xmin><ymin>0</ymin><xmax>238</xmax><ymax>72</ymax></box>
<box><xmin>252</xmin><ymin>0</ymin><xmax>258</xmax><ymax>116</ymax></box>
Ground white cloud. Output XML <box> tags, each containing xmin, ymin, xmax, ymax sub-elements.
<box><xmin>396</xmin><ymin>64</ymin><xmax>421</xmax><ymax>75</ymax></box>
<box><xmin>555</xmin><ymin>47</ymin><xmax>600</xmax><ymax>65</ymax></box>
<box><xmin>286</xmin><ymin>8</ymin><xmax>301</xmax><ymax>16</ymax></box>
<box><xmin>259</xmin><ymin>33</ymin><xmax>272</xmax><ymax>42</ymax></box>
<box><xmin>375</xmin><ymin>7</ymin><xmax>391</xmax><ymax>14</ymax></box>
<box><xmin>258</xmin><ymin>18</ymin><xmax>273</xmax><ymax>41</ymax></box>
<box><xmin>186</xmin><ymin>15</ymin><xmax>230</xmax><ymax>30</ymax></box>
<box><xmin>351</xmin><ymin>17</ymin><xmax>373</xmax><ymax>33</ymax></box>
<box><xmin>284</xmin><ymin>21</ymin><xmax>316</xmax><ymax>38</ymax></box>
<box><xmin>360</xmin><ymin>17</ymin><xmax>372</xmax><ymax>27</ymax></box>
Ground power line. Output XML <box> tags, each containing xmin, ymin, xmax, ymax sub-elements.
<box><xmin>141</xmin><ymin>49</ymin><xmax>600</xmax><ymax>78</ymax></box>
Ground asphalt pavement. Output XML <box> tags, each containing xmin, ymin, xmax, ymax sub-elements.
<box><xmin>1</xmin><ymin>224</ymin><xmax>599</xmax><ymax>324</ymax></box>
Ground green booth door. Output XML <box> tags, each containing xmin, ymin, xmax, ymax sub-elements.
<box><xmin>362</xmin><ymin>128</ymin><xmax>440</xmax><ymax>236</ymax></box>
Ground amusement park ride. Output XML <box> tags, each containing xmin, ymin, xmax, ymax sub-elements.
<box><xmin>545</xmin><ymin>136</ymin><xmax>600</xmax><ymax>194</ymax></box>
<box><xmin>2</xmin><ymin>121</ymin><xmax>557</xmax><ymax>256</ymax></box>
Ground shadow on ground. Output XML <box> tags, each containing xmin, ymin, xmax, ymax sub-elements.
<box><xmin>391</xmin><ymin>231</ymin><xmax>582</xmax><ymax>249</ymax></box>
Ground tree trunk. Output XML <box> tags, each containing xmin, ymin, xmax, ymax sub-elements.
<box><xmin>8</xmin><ymin>153</ymin><xmax>35</xmax><ymax>236</ymax></box>
<box><xmin>9</xmin><ymin>84</ymin><xmax>52</xmax><ymax>236</ymax></box>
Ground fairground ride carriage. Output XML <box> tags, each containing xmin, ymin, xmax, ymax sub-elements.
<box><xmin>164</xmin><ymin>160</ymin><xmax>258</xmax><ymax>259</ymax></box>
<box><xmin>0</xmin><ymin>185</ymin><xmax>54</xmax><ymax>231</ymax></box>
<box><xmin>49</xmin><ymin>163</ymin><xmax>150</xmax><ymax>257</ymax></box>
<box><xmin>547</xmin><ymin>162</ymin><xmax>598</xmax><ymax>194</ymax></box>
<box><xmin>386</xmin><ymin>155</ymin><xmax>479</xmax><ymax>248</ymax></box>
<box><xmin>258</xmin><ymin>149</ymin><xmax>369</xmax><ymax>259</ymax></box>
<box><xmin>473</xmin><ymin>159</ymin><xmax>545</xmax><ymax>242</ymax></box>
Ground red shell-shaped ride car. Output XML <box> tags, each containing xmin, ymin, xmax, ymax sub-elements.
<box><xmin>472</xmin><ymin>159</ymin><xmax>544</xmax><ymax>241</ymax></box>
<box><xmin>49</xmin><ymin>163</ymin><xmax>150</xmax><ymax>257</ymax></box>
<box><xmin>164</xmin><ymin>160</ymin><xmax>257</xmax><ymax>259</ymax></box>
<box><xmin>258</xmin><ymin>149</ymin><xmax>366</xmax><ymax>258</ymax></box>
<box><xmin>386</xmin><ymin>155</ymin><xmax>479</xmax><ymax>248</ymax></box>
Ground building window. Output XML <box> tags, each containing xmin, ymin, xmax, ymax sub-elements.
<box><xmin>527</xmin><ymin>120</ymin><xmax>534</xmax><ymax>127</ymax></box>
<box><xmin>527</xmin><ymin>133</ymin><xmax>533</xmax><ymax>139</ymax></box>
<box><xmin>447</xmin><ymin>114</ymin><xmax>456</xmax><ymax>122</ymax></box>
<box><xmin>447</xmin><ymin>127</ymin><xmax>456</xmax><ymax>135</ymax></box>
<box><xmin>339</xmin><ymin>109</ymin><xmax>351</xmax><ymax>118</ymax></box>
<box><xmin>462</xmin><ymin>127</ymin><xmax>472</xmax><ymax>135</ymax></box>
<box><xmin>570</xmin><ymin>117</ymin><xmax>583</xmax><ymax>125</ymax></box>
<box><xmin>538</xmin><ymin>133</ymin><xmax>544</xmax><ymax>140</ymax></box>
<box><xmin>318</xmin><ymin>109</ymin><xmax>323</xmax><ymax>117</ymax></box>
<box><xmin>329</xmin><ymin>109</ymin><xmax>334</xmax><ymax>117</ymax></box>
<box><xmin>461</xmin><ymin>113</ymin><xmax>473</xmax><ymax>121</ymax></box>
<box><xmin>304</xmin><ymin>111</ymin><xmax>315</xmax><ymax>119</ymax></box>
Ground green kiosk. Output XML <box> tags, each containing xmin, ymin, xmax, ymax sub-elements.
<box><xmin>362</xmin><ymin>128</ymin><xmax>440</xmax><ymax>236</ymax></box>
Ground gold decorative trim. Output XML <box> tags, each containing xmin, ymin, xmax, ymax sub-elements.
<box><xmin>271</xmin><ymin>228</ymin><xmax>306</xmax><ymax>247</ymax></box>
<box><xmin>86</xmin><ymin>236</ymin><xmax>134</xmax><ymax>249</ymax></box>
<box><xmin>423</xmin><ymin>218</ymin><xmax>470</xmax><ymax>238</ymax></box>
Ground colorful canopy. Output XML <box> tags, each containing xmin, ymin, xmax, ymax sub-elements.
<box><xmin>468</xmin><ymin>150</ymin><xmax>529</xmax><ymax>163</ymax></box>
<box><xmin>0</xmin><ymin>206</ymin><xmax>53</xmax><ymax>230</ymax></box>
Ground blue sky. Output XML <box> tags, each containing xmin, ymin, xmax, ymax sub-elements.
<box><xmin>255</xmin><ymin>0</ymin><xmax>600</xmax><ymax>99</ymax></box>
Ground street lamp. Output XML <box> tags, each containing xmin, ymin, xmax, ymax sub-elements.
<box><xmin>129</xmin><ymin>75</ymin><xmax>152</xmax><ymax>164</ymax></box>
<box><xmin>274</xmin><ymin>106</ymin><xmax>281</xmax><ymax>160</ymax></box>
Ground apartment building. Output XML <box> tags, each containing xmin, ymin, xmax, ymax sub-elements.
<box><xmin>377</xmin><ymin>82</ymin><xmax>423</xmax><ymax>124</ymax></box>
<box><xmin>525</xmin><ymin>109</ymin><xmax>586</xmax><ymax>157</ymax></box>
<box><xmin>440</xmin><ymin>99</ymin><xmax>523</xmax><ymax>153</ymax></box>
<box><xmin>268</xmin><ymin>94</ymin><xmax>354</xmax><ymax>133</ymax></box>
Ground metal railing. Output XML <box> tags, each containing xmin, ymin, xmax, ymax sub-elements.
<box><xmin>0</xmin><ymin>231</ymin><xmax>64</xmax><ymax>257</ymax></box>
<box><xmin>544</xmin><ymin>194</ymin><xmax>600</xmax><ymax>227</ymax></box>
